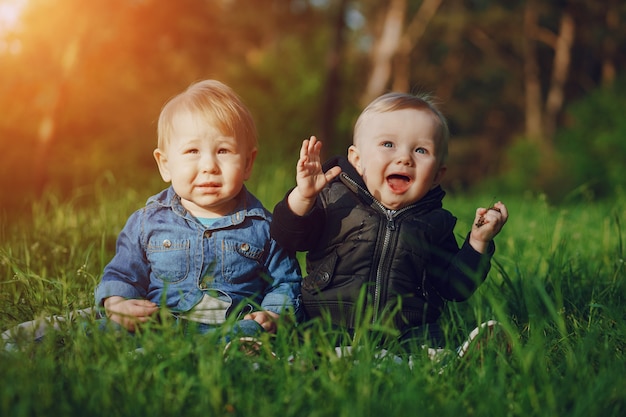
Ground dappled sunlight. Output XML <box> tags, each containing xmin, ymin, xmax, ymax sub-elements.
<box><xmin>0</xmin><ymin>0</ymin><xmax>624</xmax><ymax>217</ymax></box>
<box><xmin>0</xmin><ymin>0</ymin><xmax>237</xmax><ymax>207</ymax></box>
<box><xmin>0</xmin><ymin>0</ymin><xmax>26</xmax><ymax>33</ymax></box>
<box><xmin>0</xmin><ymin>0</ymin><xmax>25</xmax><ymax>54</ymax></box>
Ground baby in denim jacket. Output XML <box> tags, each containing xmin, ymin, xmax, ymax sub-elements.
<box><xmin>95</xmin><ymin>79</ymin><xmax>301</xmax><ymax>339</ymax></box>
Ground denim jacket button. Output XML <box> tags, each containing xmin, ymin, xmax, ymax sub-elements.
<box><xmin>204</xmin><ymin>230</ymin><xmax>212</xmax><ymax>238</ymax></box>
<box><xmin>240</xmin><ymin>243</ymin><xmax>250</xmax><ymax>252</ymax></box>
<box><xmin>162</xmin><ymin>239</ymin><xmax>172</xmax><ymax>248</ymax></box>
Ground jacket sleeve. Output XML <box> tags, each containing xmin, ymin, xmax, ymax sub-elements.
<box><xmin>260</xmin><ymin>238</ymin><xmax>303</xmax><ymax>320</ymax></box>
<box><xmin>94</xmin><ymin>211</ymin><xmax>151</xmax><ymax>306</ymax></box>
<box><xmin>426</xmin><ymin>211</ymin><xmax>495</xmax><ymax>301</ymax></box>
<box><xmin>270</xmin><ymin>190</ymin><xmax>325</xmax><ymax>253</ymax></box>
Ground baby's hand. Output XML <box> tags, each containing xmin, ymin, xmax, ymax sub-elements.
<box><xmin>244</xmin><ymin>310</ymin><xmax>280</xmax><ymax>334</ymax></box>
<box><xmin>288</xmin><ymin>136</ymin><xmax>341</xmax><ymax>216</ymax></box>
<box><xmin>469</xmin><ymin>201</ymin><xmax>508</xmax><ymax>253</ymax></box>
<box><xmin>295</xmin><ymin>136</ymin><xmax>341</xmax><ymax>198</ymax></box>
<box><xmin>103</xmin><ymin>296</ymin><xmax>159</xmax><ymax>332</ymax></box>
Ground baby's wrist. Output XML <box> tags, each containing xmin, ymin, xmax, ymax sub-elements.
<box><xmin>288</xmin><ymin>188</ymin><xmax>316</xmax><ymax>216</ymax></box>
<box><xmin>468</xmin><ymin>235</ymin><xmax>489</xmax><ymax>254</ymax></box>
<box><xmin>103</xmin><ymin>296</ymin><xmax>124</xmax><ymax>310</ymax></box>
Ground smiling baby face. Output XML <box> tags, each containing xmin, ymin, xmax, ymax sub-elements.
<box><xmin>348</xmin><ymin>105</ymin><xmax>447</xmax><ymax>210</ymax></box>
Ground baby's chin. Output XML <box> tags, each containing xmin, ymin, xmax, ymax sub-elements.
<box><xmin>379</xmin><ymin>187</ymin><xmax>431</xmax><ymax>211</ymax></box>
<box><xmin>379</xmin><ymin>196</ymin><xmax>412</xmax><ymax>211</ymax></box>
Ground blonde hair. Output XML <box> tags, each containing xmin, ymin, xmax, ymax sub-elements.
<box><xmin>157</xmin><ymin>80</ymin><xmax>257</xmax><ymax>152</ymax></box>
<box><xmin>354</xmin><ymin>92</ymin><xmax>449</xmax><ymax>164</ymax></box>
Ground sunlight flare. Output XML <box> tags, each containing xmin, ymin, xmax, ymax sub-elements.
<box><xmin>0</xmin><ymin>0</ymin><xmax>26</xmax><ymax>33</ymax></box>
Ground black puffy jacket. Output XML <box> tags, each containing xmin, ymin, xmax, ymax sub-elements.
<box><xmin>271</xmin><ymin>157</ymin><xmax>493</xmax><ymax>333</ymax></box>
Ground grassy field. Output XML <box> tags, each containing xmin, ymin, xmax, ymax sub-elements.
<box><xmin>1</xmin><ymin>174</ymin><xmax>625</xmax><ymax>417</ymax></box>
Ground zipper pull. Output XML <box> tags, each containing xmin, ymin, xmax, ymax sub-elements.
<box><xmin>386</xmin><ymin>210</ymin><xmax>396</xmax><ymax>231</ymax></box>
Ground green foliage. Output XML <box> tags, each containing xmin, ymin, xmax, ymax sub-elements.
<box><xmin>491</xmin><ymin>139</ymin><xmax>543</xmax><ymax>195</ymax></box>
<box><xmin>552</xmin><ymin>79</ymin><xmax>626</xmax><ymax>199</ymax></box>
<box><xmin>3</xmin><ymin>0</ymin><xmax>625</xmax><ymax>209</ymax></box>
<box><xmin>490</xmin><ymin>78</ymin><xmax>626</xmax><ymax>202</ymax></box>
<box><xmin>1</xmin><ymin>182</ymin><xmax>626</xmax><ymax>416</ymax></box>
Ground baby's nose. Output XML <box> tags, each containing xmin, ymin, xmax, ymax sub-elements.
<box><xmin>397</xmin><ymin>152</ymin><xmax>413</xmax><ymax>165</ymax></box>
<box><xmin>201</xmin><ymin>154</ymin><xmax>219</xmax><ymax>173</ymax></box>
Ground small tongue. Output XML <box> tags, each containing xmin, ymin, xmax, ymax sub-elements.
<box><xmin>387</xmin><ymin>175</ymin><xmax>410</xmax><ymax>193</ymax></box>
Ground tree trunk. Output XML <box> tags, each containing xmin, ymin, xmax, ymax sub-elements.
<box><xmin>392</xmin><ymin>0</ymin><xmax>443</xmax><ymax>93</ymax></box>
<box><xmin>34</xmin><ymin>37</ymin><xmax>82</xmax><ymax>194</ymax></box>
<box><xmin>433</xmin><ymin>0</ymin><xmax>465</xmax><ymax>102</ymax></box>
<box><xmin>601</xmin><ymin>0</ymin><xmax>619</xmax><ymax>87</ymax></box>
<box><xmin>522</xmin><ymin>0</ymin><xmax>544</xmax><ymax>142</ymax></box>
<box><xmin>319</xmin><ymin>0</ymin><xmax>348</xmax><ymax>157</ymax></box>
<box><xmin>360</xmin><ymin>0</ymin><xmax>406</xmax><ymax>107</ymax></box>
<box><xmin>544</xmin><ymin>9</ymin><xmax>575</xmax><ymax>140</ymax></box>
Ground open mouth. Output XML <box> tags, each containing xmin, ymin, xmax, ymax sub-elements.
<box><xmin>386</xmin><ymin>174</ymin><xmax>411</xmax><ymax>192</ymax></box>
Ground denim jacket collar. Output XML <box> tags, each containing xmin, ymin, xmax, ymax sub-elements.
<box><xmin>147</xmin><ymin>186</ymin><xmax>269</xmax><ymax>229</ymax></box>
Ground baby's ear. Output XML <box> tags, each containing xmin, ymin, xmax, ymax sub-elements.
<box><xmin>432</xmin><ymin>164</ymin><xmax>447</xmax><ymax>188</ymax></box>
<box><xmin>347</xmin><ymin>145</ymin><xmax>363</xmax><ymax>175</ymax></box>
<box><xmin>153</xmin><ymin>148</ymin><xmax>171</xmax><ymax>182</ymax></box>
<box><xmin>243</xmin><ymin>148</ymin><xmax>258</xmax><ymax>180</ymax></box>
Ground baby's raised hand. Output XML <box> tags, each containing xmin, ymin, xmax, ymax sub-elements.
<box><xmin>469</xmin><ymin>201</ymin><xmax>508</xmax><ymax>253</ymax></box>
<box><xmin>295</xmin><ymin>136</ymin><xmax>341</xmax><ymax>198</ymax></box>
<box><xmin>288</xmin><ymin>136</ymin><xmax>341</xmax><ymax>216</ymax></box>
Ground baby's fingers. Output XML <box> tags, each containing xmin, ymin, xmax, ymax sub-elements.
<box><xmin>325</xmin><ymin>166</ymin><xmax>342</xmax><ymax>182</ymax></box>
<box><xmin>299</xmin><ymin>137</ymin><xmax>311</xmax><ymax>159</ymax></box>
<box><xmin>492</xmin><ymin>201</ymin><xmax>508</xmax><ymax>223</ymax></box>
<box><xmin>300</xmin><ymin>136</ymin><xmax>321</xmax><ymax>158</ymax></box>
<box><xmin>474</xmin><ymin>202</ymin><xmax>508</xmax><ymax>228</ymax></box>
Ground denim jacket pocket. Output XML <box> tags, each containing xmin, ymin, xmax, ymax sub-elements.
<box><xmin>146</xmin><ymin>238</ymin><xmax>191</xmax><ymax>283</ymax></box>
<box><xmin>221</xmin><ymin>240</ymin><xmax>264</xmax><ymax>283</ymax></box>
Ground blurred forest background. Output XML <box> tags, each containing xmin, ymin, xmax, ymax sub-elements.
<box><xmin>1</xmin><ymin>0</ymin><xmax>626</xmax><ymax>217</ymax></box>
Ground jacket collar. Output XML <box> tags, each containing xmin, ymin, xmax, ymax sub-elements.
<box><xmin>148</xmin><ymin>186</ymin><xmax>269</xmax><ymax>227</ymax></box>
<box><xmin>325</xmin><ymin>155</ymin><xmax>445</xmax><ymax>214</ymax></box>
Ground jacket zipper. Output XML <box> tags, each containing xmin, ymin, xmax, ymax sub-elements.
<box><xmin>372</xmin><ymin>207</ymin><xmax>394</xmax><ymax>322</ymax></box>
<box><xmin>339</xmin><ymin>174</ymin><xmax>416</xmax><ymax>324</ymax></box>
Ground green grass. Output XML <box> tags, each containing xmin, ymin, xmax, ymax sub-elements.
<box><xmin>1</xmin><ymin>176</ymin><xmax>625</xmax><ymax>417</ymax></box>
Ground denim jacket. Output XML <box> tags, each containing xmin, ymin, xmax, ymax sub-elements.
<box><xmin>95</xmin><ymin>186</ymin><xmax>302</xmax><ymax>318</ymax></box>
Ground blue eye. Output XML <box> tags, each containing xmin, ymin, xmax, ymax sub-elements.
<box><xmin>415</xmin><ymin>147</ymin><xmax>426</xmax><ymax>154</ymax></box>
<box><xmin>382</xmin><ymin>142</ymin><xmax>393</xmax><ymax>148</ymax></box>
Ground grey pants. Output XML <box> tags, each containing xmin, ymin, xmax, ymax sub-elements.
<box><xmin>2</xmin><ymin>307</ymin><xmax>96</xmax><ymax>351</ymax></box>
<box><xmin>2</xmin><ymin>308</ymin><xmax>266</xmax><ymax>351</ymax></box>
